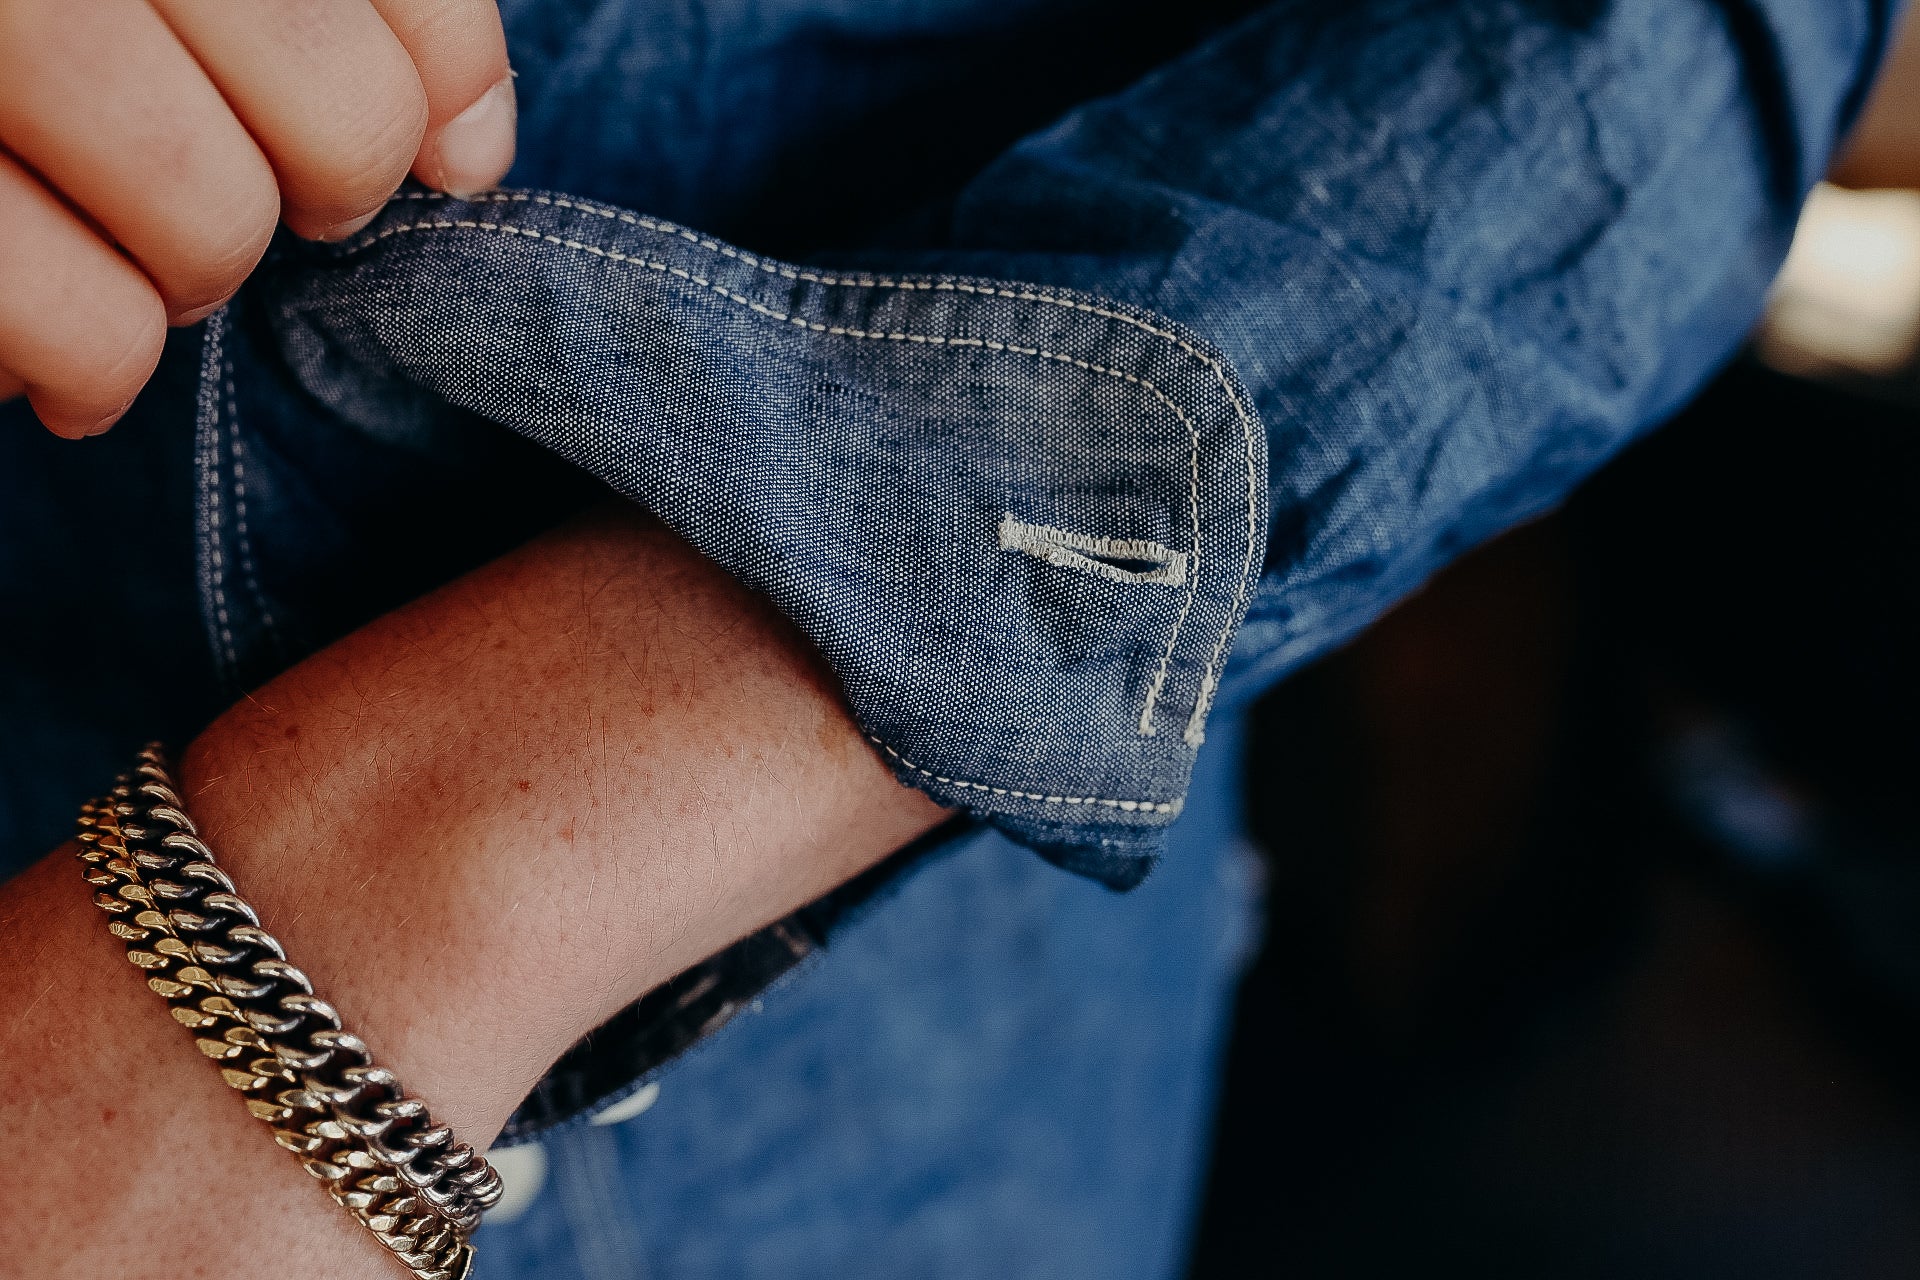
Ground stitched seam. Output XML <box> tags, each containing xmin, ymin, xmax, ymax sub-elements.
<box><xmin>868</xmin><ymin>738</ymin><xmax>1177</xmax><ymax>814</ymax></box>
<box><xmin>1185</xmin><ymin>380</ymin><xmax>1261</xmax><ymax>746</ymax></box>
<box><xmin>338</xmin><ymin>216</ymin><xmax>1206</xmax><ymax>737</ymax></box>
<box><xmin>1143</xmin><ymin>389</ymin><xmax>1203</xmax><ymax>735</ymax></box>
<box><xmin>385</xmin><ymin>191</ymin><xmax>1264</xmax><ymax>745</ymax></box>
<box><xmin>998</xmin><ymin>515</ymin><xmax>1187</xmax><ymax>588</ymax></box>
<box><xmin>194</xmin><ymin>309</ymin><xmax>237</xmax><ymax>675</ymax></box>
<box><xmin>224</xmin><ymin>358</ymin><xmax>278</xmax><ymax>644</ymax></box>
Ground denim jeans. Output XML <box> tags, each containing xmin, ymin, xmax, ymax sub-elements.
<box><xmin>0</xmin><ymin>0</ymin><xmax>1893</xmax><ymax>1274</ymax></box>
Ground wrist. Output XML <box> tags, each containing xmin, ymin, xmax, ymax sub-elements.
<box><xmin>174</xmin><ymin>508</ymin><xmax>944</xmax><ymax>1142</ymax></box>
<box><xmin>2</xmin><ymin>509</ymin><xmax>942</xmax><ymax>1279</ymax></box>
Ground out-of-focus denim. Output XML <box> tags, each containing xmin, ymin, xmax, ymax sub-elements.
<box><xmin>0</xmin><ymin>0</ymin><xmax>1895</xmax><ymax>1275</ymax></box>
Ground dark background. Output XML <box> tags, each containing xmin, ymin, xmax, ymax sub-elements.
<box><xmin>1188</xmin><ymin>360</ymin><xmax>1920</xmax><ymax>1278</ymax></box>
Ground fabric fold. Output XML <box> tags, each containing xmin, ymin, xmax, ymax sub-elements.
<box><xmin>264</xmin><ymin>190</ymin><xmax>1270</xmax><ymax>887</ymax></box>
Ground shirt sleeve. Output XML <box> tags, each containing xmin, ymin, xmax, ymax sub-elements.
<box><xmin>259</xmin><ymin>0</ymin><xmax>1898</xmax><ymax>888</ymax></box>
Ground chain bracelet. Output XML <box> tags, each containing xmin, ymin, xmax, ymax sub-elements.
<box><xmin>74</xmin><ymin>745</ymin><xmax>503</xmax><ymax>1280</ymax></box>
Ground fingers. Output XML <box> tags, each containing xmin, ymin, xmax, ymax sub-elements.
<box><xmin>0</xmin><ymin>151</ymin><xmax>167</xmax><ymax>438</ymax></box>
<box><xmin>0</xmin><ymin>0</ymin><xmax>512</xmax><ymax>443</ymax></box>
<box><xmin>368</xmin><ymin>0</ymin><xmax>516</xmax><ymax>197</ymax></box>
<box><xmin>150</xmin><ymin>0</ymin><xmax>430</xmax><ymax>241</ymax></box>
<box><xmin>0</xmin><ymin>0</ymin><xmax>279</xmax><ymax>322</ymax></box>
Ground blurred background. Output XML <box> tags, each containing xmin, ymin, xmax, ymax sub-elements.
<box><xmin>1188</xmin><ymin>12</ymin><xmax>1920</xmax><ymax>1278</ymax></box>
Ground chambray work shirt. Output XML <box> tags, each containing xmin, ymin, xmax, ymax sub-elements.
<box><xmin>254</xmin><ymin>0</ymin><xmax>1892</xmax><ymax>886</ymax></box>
<box><xmin>0</xmin><ymin>0</ymin><xmax>1897</xmax><ymax>1275</ymax></box>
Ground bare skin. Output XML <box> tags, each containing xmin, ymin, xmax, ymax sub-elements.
<box><xmin>0</xmin><ymin>0</ymin><xmax>517</xmax><ymax>435</ymax></box>
<box><xmin>1832</xmin><ymin>4</ymin><xmax>1920</xmax><ymax>189</ymax></box>
<box><xmin>0</xmin><ymin>505</ymin><xmax>948</xmax><ymax>1278</ymax></box>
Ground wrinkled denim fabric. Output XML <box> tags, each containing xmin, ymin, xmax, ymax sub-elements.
<box><xmin>265</xmin><ymin>192</ymin><xmax>1265</xmax><ymax>885</ymax></box>
<box><xmin>258</xmin><ymin>0</ymin><xmax>1895</xmax><ymax>888</ymax></box>
<box><xmin>0</xmin><ymin>0</ymin><xmax>1897</xmax><ymax>1274</ymax></box>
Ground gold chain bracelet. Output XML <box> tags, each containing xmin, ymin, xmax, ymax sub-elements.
<box><xmin>75</xmin><ymin>745</ymin><xmax>502</xmax><ymax>1280</ymax></box>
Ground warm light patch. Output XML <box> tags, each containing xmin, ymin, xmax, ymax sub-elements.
<box><xmin>1756</xmin><ymin>182</ymin><xmax>1920</xmax><ymax>378</ymax></box>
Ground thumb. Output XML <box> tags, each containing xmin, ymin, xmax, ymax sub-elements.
<box><xmin>371</xmin><ymin>0</ymin><xmax>517</xmax><ymax>198</ymax></box>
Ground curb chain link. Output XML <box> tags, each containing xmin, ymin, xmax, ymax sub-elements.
<box><xmin>74</xmin><ymin>745</ymin><xmax>503</xmax><ymax>1279</ymax></box>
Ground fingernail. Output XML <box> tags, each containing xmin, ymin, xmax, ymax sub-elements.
<box><xmin>432</xmin><ymin>76</ymin><xmax>517</xmax><ymax>199</ymax></box>
<box><xmin>317</xmin><ymin>208</ymin><xmax>381</xmax><ymax>243</ymax></box>
<box><xmin>80</xmin><ymin>408</ymin><xmax>126</xmax><ymax>438</ymax></box>
<box><xmin>174</xmin><ymin>298</ymin><xmax>231</xmax><ymax>326</ymax></box>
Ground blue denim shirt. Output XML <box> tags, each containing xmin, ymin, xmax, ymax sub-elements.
<box><xmin>232</xmin><ymin>0</ymin><xmax>1894</xmax><ymax>890</ymax></box>
<box><xmin>0</xmin><ymin>1</ymin><xmax>1898</xmax><ymax>1271</ymax></box>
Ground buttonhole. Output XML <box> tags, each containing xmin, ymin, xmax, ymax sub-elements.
<box><xmin>998</xmin><ymin>515</ymin><xmax>1189</xmax><ymax>588</ymax></box>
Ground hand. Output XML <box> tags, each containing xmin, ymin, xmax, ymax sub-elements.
<box><xmin>0</xmin><ymin>0</ymin><xmax>516</xmax><ymax>438</ymax></box>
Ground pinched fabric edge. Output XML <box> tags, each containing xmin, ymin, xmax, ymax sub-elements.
<box><xmin>273</xmin><ymin>189</ymin><xmax>1269</xmax><ymax>865</ymax></box>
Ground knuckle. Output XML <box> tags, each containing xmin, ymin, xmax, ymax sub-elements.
<box><xmin>407</xmin><ymin>0</ymin><xmax>507</xmax><ymax>76</ymax></box>
<box><xmin>302</xmin><ymin>76</ymin><xmax>430</xmax><ymax>217</ymax></box>
<box><xmin>385</xmin><ymin>0</ymin><xmax>471</xmax><ymax>46</ymax></box>
<box><xmin>90</xmin><ymin>301</ymin><xmax>166</xmax><ymax>403</ymax></box>
<box><xmin>20</xmin><ymin>295</ymin><xmax>162</xmax><ymax>432</ymax></box>
<box><xmin>147</xmin><ymin>179</ymin><xmax>279</xmax><ymax>315</ymax></box>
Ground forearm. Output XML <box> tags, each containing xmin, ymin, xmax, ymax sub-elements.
<box><xmin>0</xmin><ymin>504</ymin><xmax>946</xmax><ymax>1277</ymax></box>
